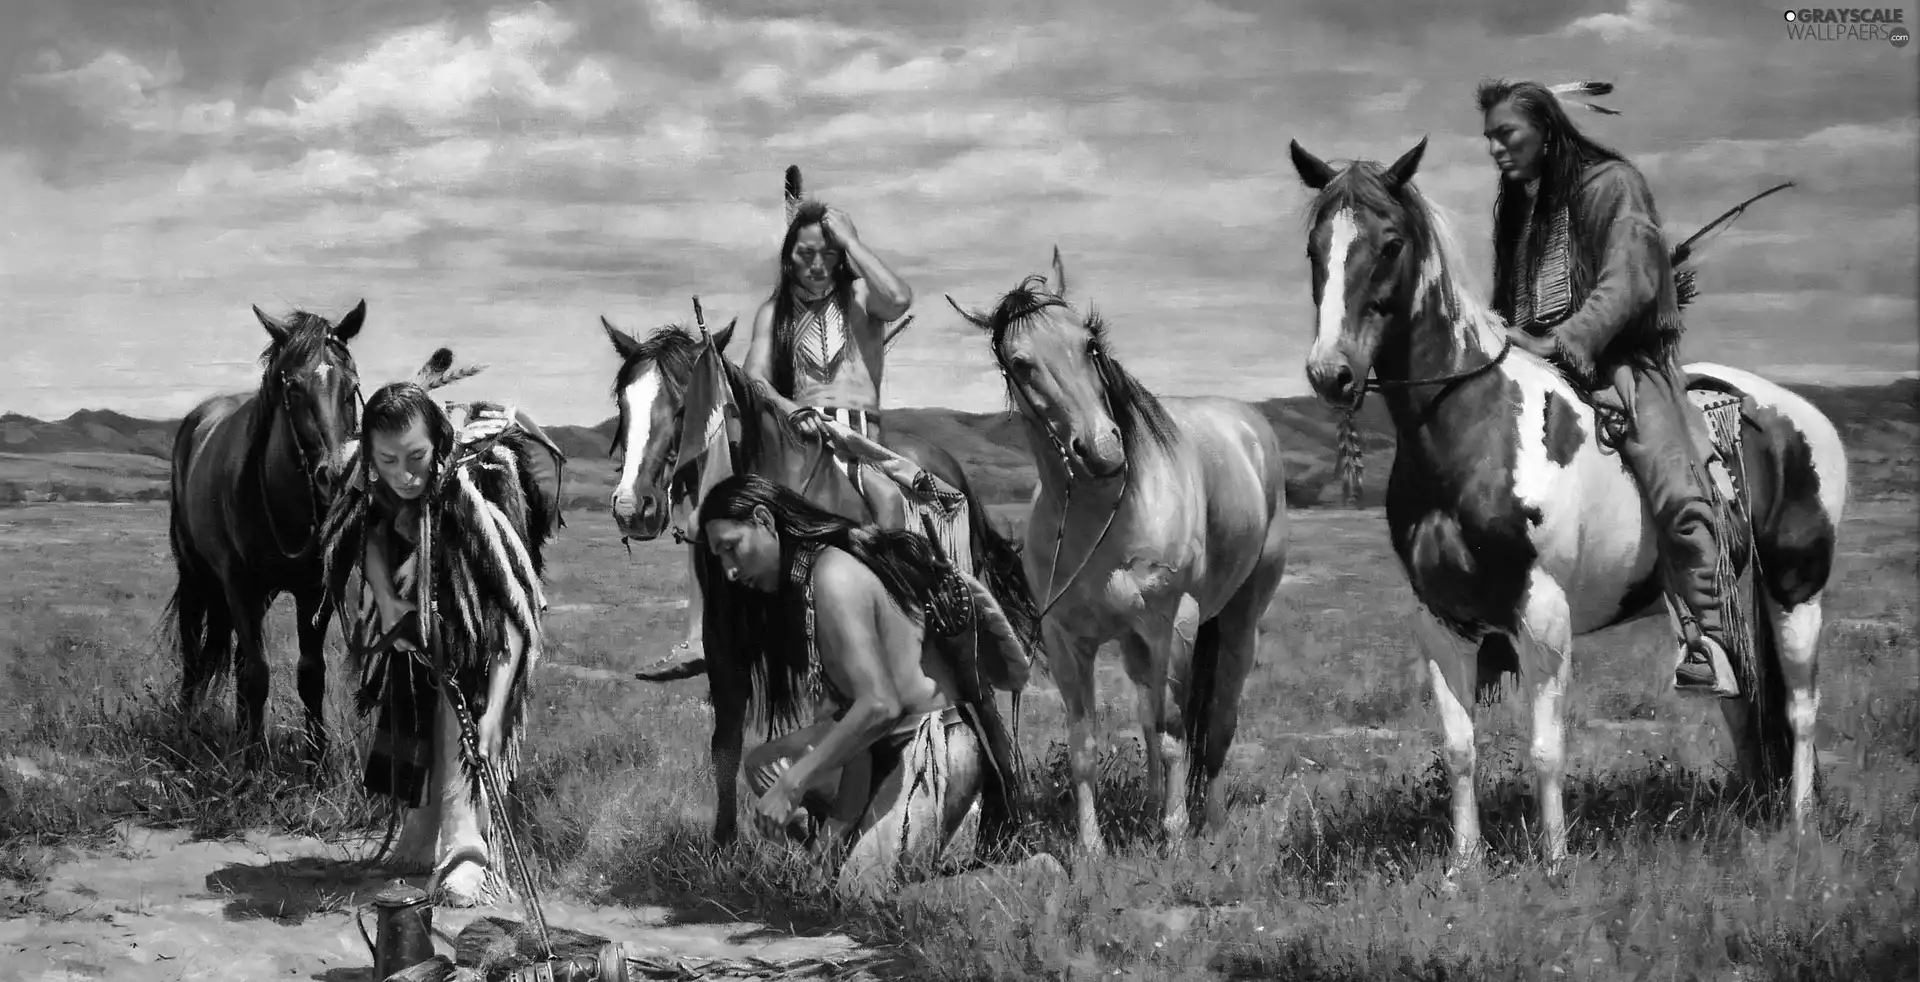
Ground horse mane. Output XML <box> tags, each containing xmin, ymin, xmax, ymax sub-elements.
<box><xmin>1305</xmin><ymin>161</ymin><xmax>1507</xmax><ymax>357</ymax></box>
<box><xmin>611</xmin><ymin>323</ymin><xmax>706</xmax><ymax>399</ymax></box>
<box><xmin>978</xmin><ymin>274</ymin><xmax>1180</xmax><ymax>460</ymax></box>
<box><xmin>711</xmin><ymin>354</ymin><xmax>813</xmax><ymax>472</ymax></box>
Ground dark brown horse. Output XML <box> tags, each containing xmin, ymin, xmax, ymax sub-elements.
<box><xmin>165</xmin><ymin>301</ymin><xmax>366</xmax><ymax>771</ymax></box>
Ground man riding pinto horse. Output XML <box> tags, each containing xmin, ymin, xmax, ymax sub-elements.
<box><xmin>1479</xmin><ymin>78</ymin><xmax>1740</xmax><ymax>695</ymax></box>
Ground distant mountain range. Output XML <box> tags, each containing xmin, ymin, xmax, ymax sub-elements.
<box><xmin>4</xmin><ymin>378</ymin><xmax>1915</xmax><ymax>507</ymax></box>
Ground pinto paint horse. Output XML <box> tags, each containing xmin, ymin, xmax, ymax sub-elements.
<box><xmin>598</xmin><ymin>316</ymin><xmax>1040</xmax><ymax>848</ymax></box>
<box><xmin>945</xmin><ymin>251</ymin><xmax>1293</xmax><ymax>855</ymax></box>
<box><xmin>165</xmin><ymin>301</ymin><xmax>367</xmax><ymax>772</ymax></box>
<box><xmin>1286</xmin><ymin>139</ymin><xmax>1847</xmax><ymax>867</ymax></box>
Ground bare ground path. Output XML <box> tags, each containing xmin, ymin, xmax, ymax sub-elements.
<box><xmin>0</xmin><ymin>825</ymin><xmax>872</xmax><ymax>982</ymax></box>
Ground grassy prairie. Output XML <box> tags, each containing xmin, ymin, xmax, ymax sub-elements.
<box><xmin>1</xmin><ymin>497</ymin><xmax>1914</xmax><ymax>981</ymax></box>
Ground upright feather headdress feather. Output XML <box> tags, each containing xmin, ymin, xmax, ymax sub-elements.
<box><xmin>783</xmin><ymin>165</ymin><xmax>803</xmax><ymax>226</ymax></box>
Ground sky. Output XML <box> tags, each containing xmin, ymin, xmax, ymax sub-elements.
<box><xmin>2</xmin><ymin>0</ymin><xmax>1915</xmax><ymax>426</ymax></box>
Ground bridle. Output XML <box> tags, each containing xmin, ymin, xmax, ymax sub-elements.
<box><xmin>258</xmin><ymin>342</ymin><xmax>359</xmax><ymax>562</ymax></box>
<box><xmin>998</xmin><ymin>348</ymin><xmax>1129</xmax><ymax>621</ymax></box>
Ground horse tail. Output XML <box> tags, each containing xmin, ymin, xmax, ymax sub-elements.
<box><xmin>966</xmin><ymin>494</ymin><xmax>1041</xmax><ymax>657</ymax></box>
<box><xmin>1183</xmin><ymin>617</ymin><xmax>1223</xmax><ymax>808</ymax></box>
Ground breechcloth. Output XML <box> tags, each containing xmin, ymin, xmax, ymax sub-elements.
<box><xmin>1610</xmin><ymin>355</ymin><xmax>1729</xmax><ymax>642</ymax></box>
<box><xmin>807</xmin><ymin>406</ymin><xmax>879</xmax><ymax>488</ymax></box>
<box><xmin>743</xmin><ymin>706</ymin><xmax>984</xmax><ymax>898</ymax></box>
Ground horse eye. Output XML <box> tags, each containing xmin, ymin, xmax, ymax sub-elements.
<box><xmin>1380</xmin><ymin>239</ymin><xmax>1405</xmax><ymax>262</ymax></box>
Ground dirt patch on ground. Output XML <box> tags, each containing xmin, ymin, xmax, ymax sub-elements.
<box><xmin>2</xmin><ymin>826</ymin><xmax>870</xmax><ymax>981</ymax></box>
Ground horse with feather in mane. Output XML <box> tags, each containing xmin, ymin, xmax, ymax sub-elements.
<box><xmin>318</xmin><ymin>347</ymin><xmax>566</xmax><ymax>906</ymax></box>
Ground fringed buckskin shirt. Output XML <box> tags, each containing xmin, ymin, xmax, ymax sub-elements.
<box><xmin>1511</xmin><ymin>159</ymin><xmax>1686</xmax><ymax>391</ymax></box>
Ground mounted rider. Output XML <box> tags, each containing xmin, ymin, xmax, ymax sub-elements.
<box><xmin>743</xmin><ymin>194</ymin><xmax>915</xmax><ymax>479</ymax></box>
<box><xmin>1478</xmin><ymin>78</ymin><xmax>1739</xmax><ymax>696</ymax></box>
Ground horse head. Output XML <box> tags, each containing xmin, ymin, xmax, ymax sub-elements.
<box><xmin>253</xmin><ymin>299</ymin><xmax>366</xmax><ymax>498</ymax></box>
<box><xmin>600</xmin><ymin>315</ymin><xmax>736</xmax><ymax>540</ymax></box>
<box><xmin>949</xmin><ymin>247</ymin><xmax>1133</xmax><ymax>481</ymax></box>
<box><xmin>1286</xmin><ymin>137</ymin><xmax>1438</xmax><ymax>408</ymax></box>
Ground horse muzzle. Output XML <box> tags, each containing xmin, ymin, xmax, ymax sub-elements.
<box><xmin>611</xmin><ymin>488</ymin><xmax>669</xmax><ymax>540</ymax></box>
<box><xmin>1306</xmin><ymin>357</ymin><xmax>1362</xmax><ymax>408</ymax></box>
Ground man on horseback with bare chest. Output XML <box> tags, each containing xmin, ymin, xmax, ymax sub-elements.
<box><xmin>743</xmin><ymin>198</ymin><xmax>914</xmax><ymax>464</ymax></box>
<box><xmin>1479</xmin><ymin>78</ymin><xmax>1734</xmax><ymax>694</ymax></box>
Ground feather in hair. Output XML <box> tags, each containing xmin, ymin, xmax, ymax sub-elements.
<box><xmin>1549</xmin><ymin>80</ymin><xmax>1614</xmax><ymax>97</ymax></box>
<box><xmin>784</xmin><ymin>165</ymin><xmax>803</xmax><ymax>226</ymax></box>
<box><xmin>1549</xmin><ymin>79</ymin><xmax>1621</xmax><ymax>115</ymax></box>
<box><xmin>424</xmin><ymin>363</ymin><xmax>487</xmax><ymax>391</ymax></box>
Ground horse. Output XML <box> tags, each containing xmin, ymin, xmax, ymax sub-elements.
<box><xmin>944</xmin><ymin>249</ymin><xmax>1294</xmax><ymax>856</ymax></box>
<box><xmin>165</xmin><ymin>300</ymin><xmax>367</xmax><ymax>772</ymax></box>
<box><xmin>1285</xmin><ymin>138</ymin><xmax>1847</xmax><ymax>868</ymax></box>
<box><xmin>597</xmin><ymin>315</ymin><xmax>1041</xmax><ymax>848</ymax></box>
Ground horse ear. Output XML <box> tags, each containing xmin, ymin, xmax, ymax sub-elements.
<box><xmin>253</xmin><ymin>305</ymin><xmax>290</xmax><ymax>345</ymax></box>
<box><xmin>713</xmin><ymin>317</ymin><xmax>738</xmax><ymax>353</ymax></box>
<box><xmin>1289</xmin><ymin>140</ymin><xmax>1336</xmax><ymax>190</ymax></box>
<box><xmin>1050</xmin><ymin>245</ymin><xmax>1068</xmax><ymax>298</ymax></box>
<box><xmin>945</xmin><ymin>295</ymin><xmax>989</xmax><ymax>330</ymax></box>
<box><xmin>601</xmin><ymin>316</ymin><xmax>643</xmax><ymax>360</ymax></box>
<box><xmin>1384</xmin><ymin>137</ymin><xmax>1428</xmax><ymax>191</ymax></box>
<box><xmin>333</xmin><ymin>299</ymin><xmax>366</xmax><ymax>342</ymax></box>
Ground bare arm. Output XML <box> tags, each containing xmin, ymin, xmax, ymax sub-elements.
<box><xmin>825</xmin><ymin>209</ymin><xmax>912</xmax><ymax>323</ymax></box>
<box><xmin>1545</xmin><ymin>165</ymin><xmax>1667</xmax><ymax>388</ymax></box>
<box><xmin>772</xmin><ymin>553</ymin><xmax>905</xmax><ymax>796</ymax></box>
<box><xmin>743</xmin><ymin>299</ymin><xmax>777</xmax><ymax>386</ymax></box>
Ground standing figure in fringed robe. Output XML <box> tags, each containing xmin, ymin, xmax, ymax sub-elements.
<box><xmin>317</xmin><ymin>350</ymin><xmax>566</xmax><ymax>905</ymax></box>
<box><xmin>694</xmin><ymin>473</ymin><xmax>1034</xmax><ymax>900</ymax></box>
<box><xmin>1479</xmin><ymin>78</ymin><xmax>1739</xmax><ymax>694</ymax></box>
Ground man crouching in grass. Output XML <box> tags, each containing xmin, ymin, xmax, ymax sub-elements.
<box><xmin>693</xmin><ymin>473</ymin><xmax>1052</xmax><ymax>900</ymax></box>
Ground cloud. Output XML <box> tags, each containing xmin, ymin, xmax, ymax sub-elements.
<box><xmin>244</xmin><ymin>4</ymin><xmax>617</xmax><ymax>135</ymax></box>
<box><xmin>1</xmin><ymin>0</ymin><xmax>1914</xmax><ymax>424</ymax></box>
<box><xmin>1560</xmin><ymin>0</ymin><xmax>1683</xmax><ymax>43</ymax></box>
<box><xmin>17</xmin><ymin>48</ymin><xmax>237</xmax><ymax>135</ymax></box>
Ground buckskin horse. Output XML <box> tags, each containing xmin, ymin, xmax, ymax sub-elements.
<box><xmin>945</xmin><ymin>250</ymin><xmax>1294</xmax><ymax>856</ymax></box>
<box><xmin>598</xmin><ymin>316</ymin><xmax>1041</xmax><ymax>848</ymax></box>
<box><xmin>1286</xmin><ymin>138</ymin><xmax>1847</xmax><ymax>868</ymax></box>
<box><xmin>165</xmin><ymin>300</ymin><xmax>367</xmax><ymax>772</ymax></box>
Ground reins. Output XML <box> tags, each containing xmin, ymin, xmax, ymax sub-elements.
<box><xmin>1002</xmin><ymin>359</ymin><xmax>1129</xmax><ymax>621</ymax></box>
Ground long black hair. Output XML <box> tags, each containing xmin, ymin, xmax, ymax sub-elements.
<box><xmin>695</xmin><ymin>472</ymin><xmax>950</xmax><ymax>729</ymax></box>
<box><xmin>765</xmin><ymin>200</ymin><xmax>858</xmax><ymax>399</ymax></box>
<box><xmin>1476</xmin><ymin>78</ymin><xmax>1626</xmax><ymax>324</ymax></box>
